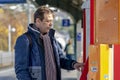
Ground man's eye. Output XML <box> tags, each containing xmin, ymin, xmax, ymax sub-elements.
<box><xmin>46</xmin><ymin>21</ymin><xmax>49</xmax><ymax>22</ymax></box>
<box><xmin>47</xmin><ymin>20</ymin><xmax>52</xmax><ymax>23</ymax></box>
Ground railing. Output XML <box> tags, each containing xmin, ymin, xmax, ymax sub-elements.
<box><xmin>0</xmin><ymin>51</ymin><xmax>14</xmax><ymax>68</ymax></box>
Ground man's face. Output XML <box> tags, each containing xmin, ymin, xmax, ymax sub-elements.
<box><xmin>38</xmin><ymin>13</ymin><xmax>53</xmax><ymax>34</ymax></box>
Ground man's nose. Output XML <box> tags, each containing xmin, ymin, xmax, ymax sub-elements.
<box><xmin>49</xmin><ymin>22</ymin><xmax>52</xmax><ymax>27</ymax></box>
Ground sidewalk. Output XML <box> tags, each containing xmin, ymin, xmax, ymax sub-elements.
<box><xmin>0</xmin><ymin>67</ymin><xmax>16</xmax><ymax>80</ymax></box>
<box><xmin>61</xmin><ymin>69</ymin><xmax>78</xmax><ymax>80</ymax></box>
<box><xmin>0</xmin><ymin>67</ymin><xmax>79</xmax><ymax>80</ymax></box>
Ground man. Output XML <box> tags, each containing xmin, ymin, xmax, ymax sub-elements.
<box><xmin>14</xmin><ymin>6</ymin><xmax>84</xmax><ymax>80</ymax></box>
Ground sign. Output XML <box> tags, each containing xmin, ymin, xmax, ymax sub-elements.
<box><xmin>62</xmin><ymin>19</ymin><xmax>70</xmax><ymax>26</ymax></box>
<box><xmin>77</xmin><ymin>33</ymin><xmax>81</xmax><ymax>41</ymax></box>
<box><xmin>0</xmin><ymin>0</ymin><xmax>26</xmax><ymax>3</ymax></box>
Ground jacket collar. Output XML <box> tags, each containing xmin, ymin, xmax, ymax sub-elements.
<box><xmin>28</xmin><ymin>23</ymin><xmax>55</xmax><ymax>39</ymax></box>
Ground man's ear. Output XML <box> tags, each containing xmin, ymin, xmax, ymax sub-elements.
<box><xmin>36</xmin><ymin>18</ymin><xmax>41</xmax><ymax>23</ymax></box>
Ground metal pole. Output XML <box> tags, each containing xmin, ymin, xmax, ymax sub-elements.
<box><xmin>8</xmin><ymin>24</ymin><xmax>11</xmax><ymax>53</ymax></box>
<box><xmin>74</xmin><ymin>22</ymin><xmax>77</xmax><ymax>60</ymax></box>
<box><xmin>27</xmin><ymin>0</ymin><xmax>31</xmax><ymax>25</ymax></box>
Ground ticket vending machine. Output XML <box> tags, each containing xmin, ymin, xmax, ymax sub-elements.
<box><xmin>80</xmin><ymin>0</ymin><xmax>120</xmax><ymax>80</ymax></box>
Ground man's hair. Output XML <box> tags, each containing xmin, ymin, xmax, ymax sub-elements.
<box><xmin>34</xmin><ymin>6</ymin><xmax>54</xmax><ymax>23</ymax></box>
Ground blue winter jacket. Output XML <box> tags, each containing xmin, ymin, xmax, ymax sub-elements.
<box><xmin>14</xmin><ymin>24</ymin><xmax>77</xmax><ymax>80</ymax></box>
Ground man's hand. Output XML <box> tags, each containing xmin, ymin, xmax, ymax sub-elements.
<box><xmin>73</xmin><ymin>63</ymin><xmax>84</xmax><ymax>71</ymax></box>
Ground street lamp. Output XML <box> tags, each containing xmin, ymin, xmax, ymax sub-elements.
<box><xmin>8</xmin><ymin>24</ymin><xmax>16</xmax><ymax>53</ymax></box>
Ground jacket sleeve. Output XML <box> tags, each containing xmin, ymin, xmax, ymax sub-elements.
<box><xmin>56</xmin><ymin>40</ymin><xmax>77</xmax><ymax>70</ymax></box>
<box><xmin>14</xmin><ymin>35</ymin><xmax>31</xmax><ymax>80</ymax></box>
